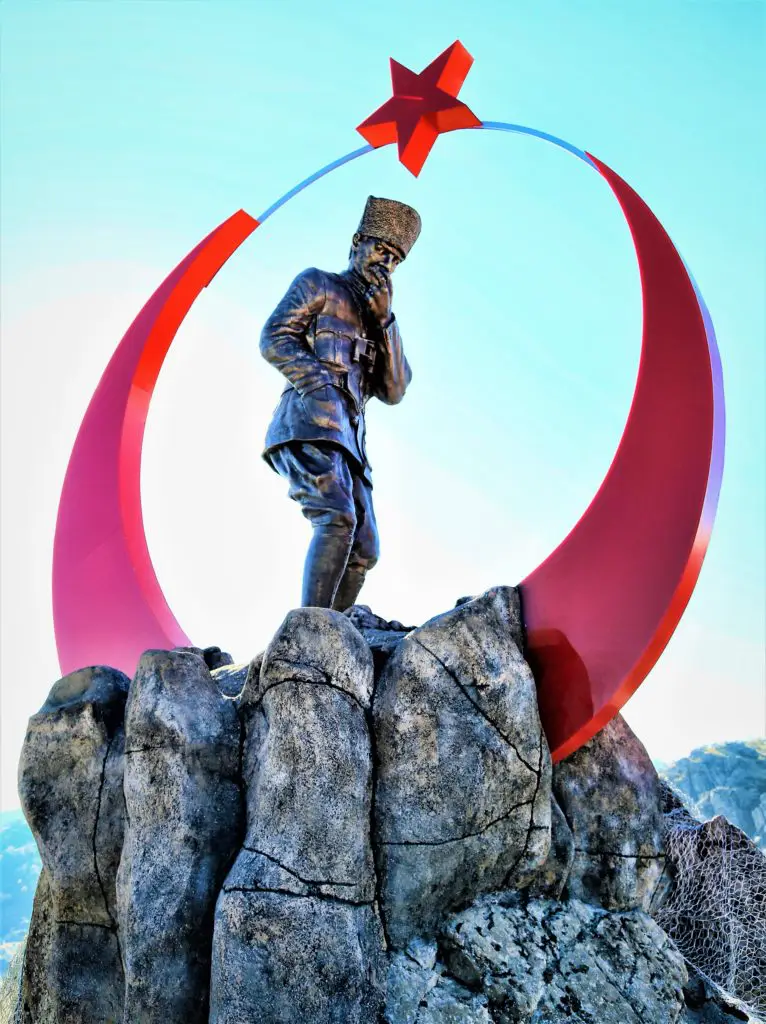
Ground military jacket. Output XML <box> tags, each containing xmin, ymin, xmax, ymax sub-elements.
<box><xmin>260</xmin><ymin>267</ymin><xmax>412</xmax><ymax>484</ymax></box>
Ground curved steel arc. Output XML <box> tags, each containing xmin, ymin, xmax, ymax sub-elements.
<box><xmin>257</xmin><ymin>144</ymin><xmax>375</xmax><ymax>223</ymax></box>
<box><xmin>480</xmin><ymin>120</ymin><xmax>596</xmax><ymax>166</ymax></box>
<box><xmin>519</xmin><ymin>153</ymin><xmax>723</xmax><ymax>760</ymax></box>
<box><xmin>53</xmin><ymin>211</ymin><xmax>259</xmax><ymax>677</ymax></box>
<box><xmin>53</xmin><ymin>124</ymin><xmax>723</xmax><ymax>768</ymax></box>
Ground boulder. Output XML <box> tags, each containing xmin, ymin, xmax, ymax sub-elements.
<box><xmin>385</xmin><ymin>938</ymin><xmax>492</xmax><ymax>1023</ymax></box>
<box><xmin>171</xmin><ymin>645</ymin><xmax>234</xmax><ymax>671</ymax></box>
<box><xmin>553</xmin><ymin>712</ymin><xmax>666</xmax><ymax>910</ymax></box>
<box><xmin>17</xmin><ymin>666</ymin><xmax>129</xmax><ymax>1023</ymax></box>
<box><xmin>385</xmin><ymin>892</ymin><xmax>707</xmax><ymax>1024</ymax></box>
<box><xmin>117</xmin><ymin>649</ymin><xmax>242</xmax><ymax>1024</ymax></box>
<box><xmin>438</xmin><ymin>893</ymin><xmax>688</xmax><ymax>1024</ymax></box>
<box><xmin>681</xmin><ymin>967</ymin><xmax>751</xmax><ymax>1023</ymax></box>
<box><xmin>201</xmin><ymin>646</ymin><xmax>235</xmax><ymax>670</ymax></box>
<box><xmin>374</xmin><ymin>587</ymin><xmax>552</xmax><ymax>947</ymax></box>
<box><xmin>210</xmin><ymin>609</ymin><xmax>385</xmax><ymax>1024</ymax></box>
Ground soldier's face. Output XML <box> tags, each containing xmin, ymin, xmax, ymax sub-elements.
<box><xmin>351</xmin><ymin>235</ymin><xmax>403</xmax><ymax>287</ymax></box>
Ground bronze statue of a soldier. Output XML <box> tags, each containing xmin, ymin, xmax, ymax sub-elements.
<box><xmin>260</xmin><ymin>195</ymin><xmax>421</xmax><ymax>609</ymax></box>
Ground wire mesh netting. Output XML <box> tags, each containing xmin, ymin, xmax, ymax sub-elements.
<box><xmin>654</xmin><ymin>791</ymin><xmax>766</xmax><ymax>1021</ymax></box>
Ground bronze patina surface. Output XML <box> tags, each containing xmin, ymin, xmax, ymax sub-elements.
<box><xmin>260</xmin><ymin>196</ymin><xmax>421</xmax><ymax>609</ymax></box>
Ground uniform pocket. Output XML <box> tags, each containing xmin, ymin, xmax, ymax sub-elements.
<box><xmin>313</xmin><ymin>334</ymin><xmax>339</xmax><ymax>364</ymax></box>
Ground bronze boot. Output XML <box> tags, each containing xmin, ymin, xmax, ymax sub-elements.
<box><xmin>301</xmin><ymin>525</ymin><xmax>354</xmax><ymax>608</ymax></box>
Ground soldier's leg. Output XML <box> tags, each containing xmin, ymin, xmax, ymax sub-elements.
<box><xmin>332</xmin><ymin>473</ymin><xmax>380</xmax><ymax>612</ymax></box>
<box><xmin>269</xmin><ymin>443</ymin><xmax>357</xmax><ymax>608</ymax></box>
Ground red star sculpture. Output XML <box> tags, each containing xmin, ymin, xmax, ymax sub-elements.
<box><xmin>357</xmin><ymin>40</ymin><xmax>482</xmax><ymax>177</ymax></box>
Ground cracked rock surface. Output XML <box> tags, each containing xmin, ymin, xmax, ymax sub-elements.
<box><xmin>210</xmin><ymin>609</ymin><xmax>385</xmax><ymax>1023</ymax></box>
<box><xmin>387</xmin><ymin>893</ymin><xmax>688</xmax><ymax>1024</ymax></box>
<box><xmin>13</xmin><ymin>589</ymin><xmax>759</xmax><ymax>1024</ymax></box>
<box><xmin>385</xmin><ymin>892</ymin><xmax>754</xmax><ymax>1024</ymax></box>
<box><xmin>17</xmin><ymin>666</ymin><xmax>129</xmax><ymax>1024</ymax></box>
<box><xmin>374</xmin><ymin>587</ymin><xmax>552</xmax><ymax>948</ymax></box>
<box><xmin>117</xmin><ymin>649</ymin><xmax>242</xmax><ymax>1024</ymax></box>
<box><xmin>526</xmin><ymin>795</ymin><xmax>575</xmax><ymax>900</ymax></box>
<box><xmin>553</xmin><ymin>712</ymin><xmax>666</xmax><ymax>911</ymax></box>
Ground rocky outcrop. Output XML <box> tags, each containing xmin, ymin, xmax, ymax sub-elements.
<box><xmin>117</xmin><ymin>649</ymin><xmax>242</xmax><ymax>1024</ymax></box>
<box><xmin>11</xmin><ymin>590</ymin><xmax>761</xmax><ymax>1024</ymax></box>
<box><xmin>17</xmin><ymin>666</ymin><xmax>129</xmax><ymax>1024</ymax></box>
<box><xmin>210</xmin><ymin>661</ymin><xmax>250</xmax><ymax>699</ymax></box>
<box><xmin>682</xmin><ymin>967</ymin><xmax>752</xmax><ymax>1023</ymax></box>
<box><xmin>553</xmin><ymin>712</ymin><xmax>666</xmax><ymax>911</ymax></box>
<box><xmin>384</xmin><ymin>892</ymin><xmax>753</xmax><ymax>1024</ymax></box>
<box><xmin>374</xmin><ymin>588</ymin><xmax>552</xmax><ymax>948</ymax></box>
<box><xmin>441</xmin><ymin>893</ymin><xmax>687</xmax><ymax>1023</ymax></box>
<box><xmin>661</xmin><ymin>741</ymin><xmax>766</xmax><ymax>851</ymax></box>
<box><xmin>344</xmin><ymin>604</ymin><xmax>413</xmax><ymax>676</ymax></box>
<box><xmin>210</xmin><ymin>609</ymin><xmax>385</xmax><ymax>1024</ymax></box>
<box><xmin>526</xmin><ymin>795</ymin><xmax>575</xmax><ymax>900</ymax></box>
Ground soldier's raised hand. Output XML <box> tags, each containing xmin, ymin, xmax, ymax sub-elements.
<box><xmin>365</xmin><ymin>269</ymin><xmax>393</xmax><ymax>326</ymax></box>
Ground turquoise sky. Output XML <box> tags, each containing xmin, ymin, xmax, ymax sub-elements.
<box><xmin>1</xmin><ymin>0</ymin><xmax>764</xmax><ymax>804</ymax></box>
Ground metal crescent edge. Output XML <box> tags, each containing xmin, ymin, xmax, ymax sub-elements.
<box><xmin>519</xmin><ymin>152</ymin><xmax>724</xmax><ymax>761</ymax></box>
<box><xmin>52</xmin><ymin>210</ymin><xmax>259</xmax><ymax>677</ymax></box>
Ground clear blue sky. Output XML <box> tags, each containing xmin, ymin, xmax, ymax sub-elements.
<box><xmin>1</xmin><ymin>0</ymin><xmax>764</xmax><ymax>805</ymax></box>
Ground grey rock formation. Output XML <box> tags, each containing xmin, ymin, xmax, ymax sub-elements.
<box><xmin>526</xmin><ymin>795</ymin><xmax>575</xmax><ymax>900</ymax></box>
<box><xmin>385</xmin><ymin>937</ymin><xmax>492</xmax><ymax>1023</ymax></box>
<box><xmin>661</xmin><ymin>741</ymin><xmax>766</xmax><ymax>851</ymax></box>
<box><xmin>553</xmin><ymin>712</ymin><xmax>666</xmax><ymax>911</ymax></box>
<box><xmin>681</xmin><ymin>968</ymin><xmax>752</xmax><ymax>1023</ymax></box>
<box><xmin>387</xmin><ymin>893</ymin><xmax>690</xmax><ymax>1024</ymax></box>
<box><xmin>117</xmin><ymin>649</ymin><xmax>242</xmax><ymax>1024</ymax></box>
<box><xmin>12</xmin><ymin>593</ymin><xmax>761</xmax><ymax>1024</ymax></box>
<box><xmin>210</xmin><ymin>609</ymin><xmax>385</xmax><ymax>1024</ymax></box>
<box><xmin>17</xmin><ymin>666</ymin><xmax>129</xmax><ymax>1024</ymax></box>
<box><xmin>374</xmin><ymin>587</ymin><xmax>552</xmax><ymax>948</ymax></box>
<box><xmin>201</xmin><ymin>646</ymin><xmax>235</xmax><ymax>671</ymax></box>
<box><xmin>210</xmin><ymin>660</ymin><xmax>250</xmax><ymax>699</ymax></box>
<box><xmin>0</xmin><ymin>939</ymin><xmax>24</xmax><ymax>1024</ymax></box>
<box><xmin>172</xmin><ymin>645</ymin><xmax>235</xmax><ymax>671</ymax></box>
<box><xmin>213</xmin><ymin>892</ymin><xmax>385</xmax><ymax>1024</ymax></box>
<box><xmin>345</xmin><ymin>604</ymin><xmax>413</xmax><ymax>676</ymax></box>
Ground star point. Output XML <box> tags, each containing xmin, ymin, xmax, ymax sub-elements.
<box><xmin>357</xmin><ymin>40</ymin><xmax>482</xmax><ymax>177</ymax></box>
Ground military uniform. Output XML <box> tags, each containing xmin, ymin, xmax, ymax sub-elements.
<box><xmin>260</xmin><ymin>196</ymin><xmax>420</xmax><ymax>609</ymax></box>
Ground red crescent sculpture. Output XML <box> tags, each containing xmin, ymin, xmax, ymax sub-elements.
<box><xmin>52</xmin><ymin>211</ymin><xmax>259</xmax><ymax>677</ymax></box>
<box><xmin>520</xmin><ymin>155</ymin><xmax>722</xmax><ymax>760</ymax></box>
<box><xmin>52</xmin><ymin>49</ymin><xmax>724</xmax><ymax>761</ymax></box>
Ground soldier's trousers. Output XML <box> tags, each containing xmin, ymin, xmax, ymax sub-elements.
<box><xmin>269</xmin><ymin>442</ymin><xmax>380</xmax><ymax>609</ymax></box>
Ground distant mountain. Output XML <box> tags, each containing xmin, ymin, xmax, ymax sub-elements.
<box><xmin>659</xmin><ymin>739</ymin><xmax>766</xmax><ymax>850</ymax></box>
<box><xmin>0</xmin><ymin>810</ymin><xmax>41</xmax><ymax>977</ymax></box>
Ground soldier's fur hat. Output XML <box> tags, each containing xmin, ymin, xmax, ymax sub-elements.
<box><xmin>356</xmin><ymin>196</ymin><xmax>421</xmax><ymax>258</ymax></box>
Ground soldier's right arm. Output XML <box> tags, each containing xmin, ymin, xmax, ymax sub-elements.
<box><xmin>259</xmin><ymin>268</ymin><xmax>334</xmax><ymax>396</ymax></box>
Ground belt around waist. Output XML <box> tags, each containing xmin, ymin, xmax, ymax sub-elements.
<box><xmin>282</xmin><ymin>372</ymin><xmax>365</xmax><ymax>408</ymax></box>
<box><xmin>313</xmin><ymin>331</ymin><xmax>376</xmax><ymax>368</ymax></box>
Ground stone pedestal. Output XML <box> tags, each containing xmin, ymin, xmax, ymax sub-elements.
<box><xmin>117</xmin><ymin>650</ymin><xmax>242</xmax><ymax>1024</ymax></box>
<box><xmin>210</xmin><ymin>609</ymin><xmax>385</xmax><ymax>1024</ymax></box>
